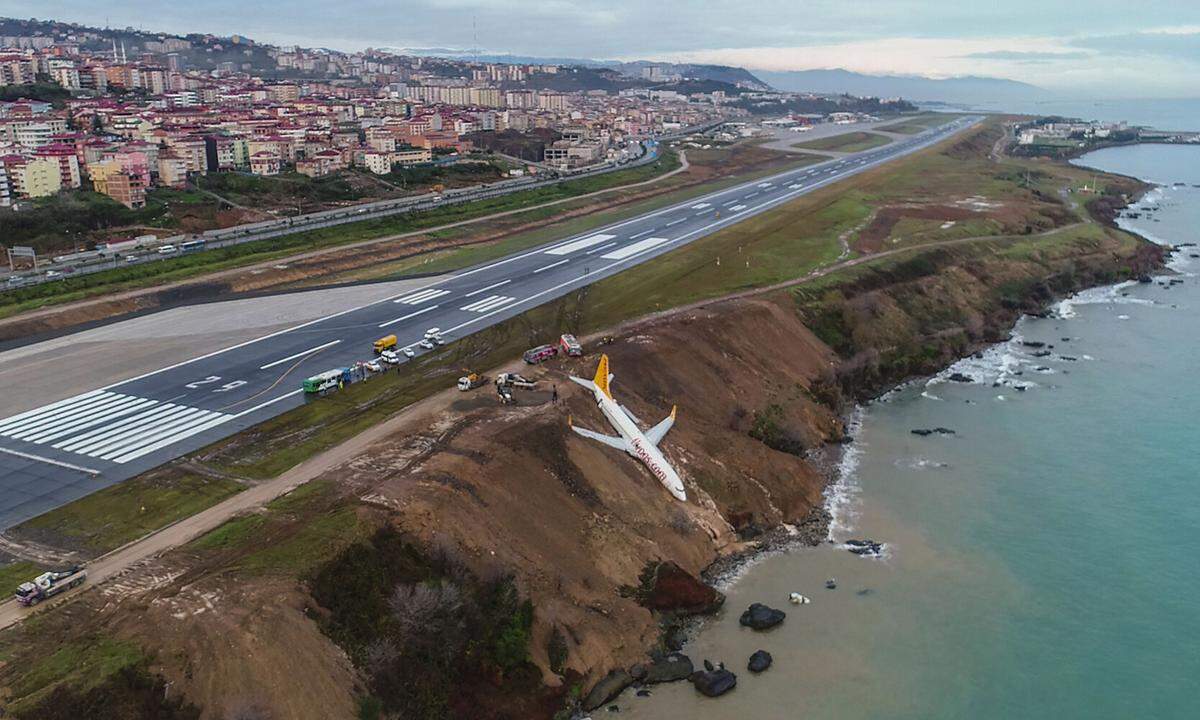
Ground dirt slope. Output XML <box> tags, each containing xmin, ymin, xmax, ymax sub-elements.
<box><xmin>329</xmin><ymin>297</ymin><xmax>842</xmax><ymax>680</ymax></box>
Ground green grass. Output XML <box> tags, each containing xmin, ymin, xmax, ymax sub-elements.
<box><xmin>189</xmin><ymin>481</ymin><xmax>366</xmax><ymax>576</ymax></box>
<box><xmin>12</xmin><ymin>473</ymin><xmax>243</xmax><ymax>554</ymax></box>
<box><xmin>5</xmin><ymin>634</ymin><xmax>145</xmax><ymax>714</ymax></box>
<box><xmin>792</xmin><ymin>132</ymin><xmax>893</xmax><ymax>153</ymax></box>
<box><xmin>0</xmin><ymin>560</ymin><xmax>42</xmax><ymax>592</ymax></box>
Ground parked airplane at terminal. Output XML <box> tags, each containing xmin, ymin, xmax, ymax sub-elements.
<box><xmin>569</xmin><ymin>355</ymin><xmax>686</xmax><ymax>501</ymax></box>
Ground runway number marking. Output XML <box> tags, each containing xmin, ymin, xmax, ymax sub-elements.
<box><xmin>185</xmin><ymin>376</ymin><xmax>222</xmax><ymax>389</ymax></box>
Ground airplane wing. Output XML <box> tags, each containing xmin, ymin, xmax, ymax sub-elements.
<box><xmin>645</xmin><ymin>406</ymin><xmax>677</xmax><ymax>447</ymax></box>
<box><xmin>570</xmin><ymin>424</ymin><xmax>630</xmax><ymax>452</ymax></box>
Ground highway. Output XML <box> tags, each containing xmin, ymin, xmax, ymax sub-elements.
<box><xmin>0</xmin><ymin>117</ymin><xmax>977</xmax><ymax>530</ymax></box>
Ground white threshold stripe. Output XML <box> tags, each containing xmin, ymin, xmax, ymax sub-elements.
<box><xmin>30</xmin><ymin>398</ymin><xmax>160</xmax><ymax>445</ymax></box>
<box><xmin>543</xmin><ymin>233</ymin><xmax>615</xmax><ymax>256</ymax></box>
<box><xmin>533</xmin><ymin>258</ymin><xmax>569</xmax><ymax>274</ymax></box>
<box><xmin>57</xmin><ymin>403</ymin><xmax>188</xmax><ymax>452</ymax></box>
<box><xmin>259</xmin><ymin>340</ymin><xmax>342</xmax><ymax>370</ymax></box>
<box><xmin>378</xmin><ymin>304</ymin><xmax>440</xmax><ymax>328</ymax></box>
<box><xmin>110</xmin><ymin>415</ymin><xmax>234</xmax><ymax>465</ymax></box>
<box><xmin>67</xmin><ymin>406</ymin><xmax>197</xmax><ymax>456</ymax></box>
<box><xmin>586</xmin><ymin>241</ymin><xmax>619</xmax><ymax>255</ymax></box>
<box><xmin>231</xmin><ymin>389</ymin><xmax>305</xmax><ymax>419</ymax></box>
<box><xmin>602</xmin><ymin>237</ymin><xmax>670</xmax><ymax>260</ymax></box>
<box><xmin>729</xmin><ymin>204</ymin><xmax>747</xmax><ymax>211</ymax></box>
<box><xmin>0</xmin><ymin>446</ymin><xmax>100</xmax><ymax>475</ymax></box>
<box><xmin>0</xmin><ymin>391</ymin><xmax>117</xmax><ymax>435</ymax></box>
<box><xmin>0</xmin><ymin>390</ymin><xmax>104</xmax><ymax>431</ymax></box>
<box><xmin>665</xmin><ymin>218</ymin><xmax>686</xmax><ymax>227</ymax></box>
<box><xmin>4</xmin><ymin>393</ymin><xmax>131</xmax><ymax>439</ymax></box>
<box><xmin>84</xmin><ymin>407</ymin><xmax>212</xmax><ymax>458</ymax></box>
<box><xmin>395</xmin><ymin>288</ymin><xmax>449</xmax><ymax>304</ymax></box>
<box><xmin>465</xmin><ymin>296</ymin><xmax>515</xmax><ymax>313</ymax></box>
<box><xmin>690</xmin><ymin>203</ymin><xmax>711</xmax><ymax>209</ymax></box>
<box><xmin>393</xmin><ymin>287</ymin><xmax>443</xmax><ymax>304</ymax></box>
<box><xmin>629</xmin><ymin>229</ymin><xmax>654</xmax><ymax>239</ymax></box>
<box><xmin>461</xmin><ymin>295</ymin><xmax>501</xmax><ymax>311</ymax></box>
<box><xmin>93</xmin><ymin>409</ymin><xmax>219</xmax><ymax>460</ymax></box>
<box><xmin>464</xmin><ymin>279</ymin><xmax>511</xmax><ymax>298</ymax></box>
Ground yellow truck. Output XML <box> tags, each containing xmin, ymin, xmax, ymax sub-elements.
<box><xmin>373</xmin><ymin>334</ymin><xmax>398</xmax><ymax>353</ymax></box>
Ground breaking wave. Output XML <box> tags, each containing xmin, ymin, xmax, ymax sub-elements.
<box><xmin>824</xmin><ymin>406</ymin><xmax>865</xmax><ymax>542</ymax></box>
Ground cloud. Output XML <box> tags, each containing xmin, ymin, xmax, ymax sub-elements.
<box><xmin>958</xmin><ymin>50</ymin><xmax>1093</xmax><ymax>63</ymax></box>
<box><xmin>1071</xmin><ymin>27</ymin><xmax>1200</xmax><ymax>62</ymax></box>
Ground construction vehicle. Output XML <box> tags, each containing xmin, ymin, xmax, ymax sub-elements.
<box><xmin>14</xmin><ymin>566</ymin><xmax>87</xmax><ymax>606</ymax></box>
<box><xmin>373</xmin><ymin>334</ymin><xmax>398</xmax><ymax>353</ymax></box>
<box><xmin>457</xmin><ymin>372</ymin><xmax>487</xmax><ymax>391</ymax></box>
<box><xmin>559</xmin><ymin>334</ymin><xmax>583</xmax><ymax>357</ymax></box>
<box><xmin>495</xmin><ymin>373</ymin><xmax>537</xmax><ymax>404</ymax></box>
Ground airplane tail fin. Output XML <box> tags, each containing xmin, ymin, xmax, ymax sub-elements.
<box><xmin>593</xmin><ymin>354</ymin><xmax>613</xmax><ymax>399</ymax></box>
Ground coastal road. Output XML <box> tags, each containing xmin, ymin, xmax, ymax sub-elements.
<box><xmin>0</xmin><ymin>116</ymin><xmax>979</xmax><ymax>530</ymax></box>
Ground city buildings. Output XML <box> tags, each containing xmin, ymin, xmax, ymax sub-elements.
<box><xmin>0</xmin><ymin>20</ymin><xmax>740</xmax><ymax>210</ymax></box>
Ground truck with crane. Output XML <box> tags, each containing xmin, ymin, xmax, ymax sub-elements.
<box><xmin>14</xmin><ymin>566</ymin><xmax>87</xmax><ymax>606</ymax></box>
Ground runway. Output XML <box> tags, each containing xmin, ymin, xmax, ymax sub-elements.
<box><xmin>0</xmin><ymin>116</ymin><xmax>978</xmax><ymax>529</ymax></box>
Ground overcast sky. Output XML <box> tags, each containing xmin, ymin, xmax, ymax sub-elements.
<box><xmin>10</xmin><ymin>1</ymin><xmax>1200</xmax><ymax>96</ymax></box>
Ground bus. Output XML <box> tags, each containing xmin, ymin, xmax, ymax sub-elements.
<box><xmin>180</xmin><ymin>239</ymin><xmax>207</xmax><ymax>253</ymax></box>
<box><xmin>302</xmin><ymin>369</ymin><xmax>344</xmax><ymax>393</ymax></box>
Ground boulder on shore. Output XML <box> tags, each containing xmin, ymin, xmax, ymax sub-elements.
<box><xmin>739</xmin><ymin>603</ymin><xmax>786</xmax><ymax>630</ymax></box>
<box><xmin>690</xmin><ymin>664</ymin><xmax>738</xmax><ymax>697</ymax></box>
<box><xmin>747</xmin><ymin>650</ymin><xmax>773</xmax><ymax>673</ymax></box>
<box><xmin>637</xmin><ymin>561</ymin><xmax>725</xmax><ymax>615</ymax></box>
<box><xmin>947</xmin><ymin>372</ymin><xmax>975</xmax><ymax>383</ymax></box>
<box><xmin>583</xmin><ymin>669</ymin><xmax>634</xmax><ymax>711</ymax></box>
<box><xmin>642</xmin><ymin>653</ymin><xmax>694</xmax><ymax>684</ymax></box>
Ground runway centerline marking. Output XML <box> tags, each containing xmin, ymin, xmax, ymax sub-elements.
<box><xmin>534</xmin><ymin>258</ymin><xmax>570</xmax><ymax>274</ymax></box>
<box><xmin>259</xmin><ymin>340</ymin><xmax>342</xmax><ymax>370</ymax></box>
<box><xmin>464</xmin><ymin>280</ymin><xmax>511</xmax><ymax>297</ymax></box>
<box><xmin>378</xmin><ymin>304</ymin><xmax>440</xmax><ymax>328</ymax></box>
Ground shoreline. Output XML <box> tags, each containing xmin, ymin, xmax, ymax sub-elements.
<box><xmin>681</xmin><ymin>142</ymin><xmax>1174</xmax><ymax>644</ymax></box>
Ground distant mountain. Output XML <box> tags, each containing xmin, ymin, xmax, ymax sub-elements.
<box><xmin>756</xmin><ymin>69</ymin><xmax>1049</xmax><ymax>104</ymax></box>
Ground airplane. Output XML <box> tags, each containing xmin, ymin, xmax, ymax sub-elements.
<box><xmin>568</xmin><ymin>354</ymin><xmax>687</xmax><ymax>501</ymax></box>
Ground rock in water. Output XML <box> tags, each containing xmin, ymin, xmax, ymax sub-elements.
<box><xmin>747</xmin><ymin>650</ymin><xmax>773</xmax><ymax>673</ymax></box>
<box><xmin>690</xmin><ymin>665</ymin><xmax>738</xmax><ymax>697</ymax></box>
<box><xmin>738</xmin><ymin>603</ymin><xmax>786</xmax><ymax>630</ymax></box>
<box><xmin>948</xmin><ymin>372</ymin><xmax>975</xmax><ymax>383</ymax></box>
<box><xmin>583</xmin><ymin>669</ymin><xmax>634</xmax><ymax>711</ymax></box>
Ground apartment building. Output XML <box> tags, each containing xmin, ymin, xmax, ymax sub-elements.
<box><xmin>249</xmin><ymin>151</ymin><xmax>282</xmax><ymax>176</ymax></box>
<box><xmin>2</xmin><ymin>156</ymin><xmax>64</xmax><ymax>198</ymax></box>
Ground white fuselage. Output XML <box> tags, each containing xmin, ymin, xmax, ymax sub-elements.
<box><xmin>591</xmin><ymin>389</ymin><xmax>687</xmax><ymax>501</ymax></box>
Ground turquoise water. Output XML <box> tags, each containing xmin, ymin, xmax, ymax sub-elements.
<box><xmin>621</xmin><ymin>143</ymin><xmax>1200</xmax><ymax>719</ymax></box>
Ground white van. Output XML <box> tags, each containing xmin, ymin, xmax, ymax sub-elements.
<box><xmin>157</xmin><ymin>245</ymin><xmax>177</xmax><ymax>254</ymax></box>
<box><xmin>423</xmin><ymin>327</ymin><xmax>441</xmax><ymax>339</ymax></box>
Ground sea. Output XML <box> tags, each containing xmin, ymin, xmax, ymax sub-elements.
<box><xmin>619</xmin><ymin>141</ymin><xmax>1200</xmax><ymax>717</ymax></box>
